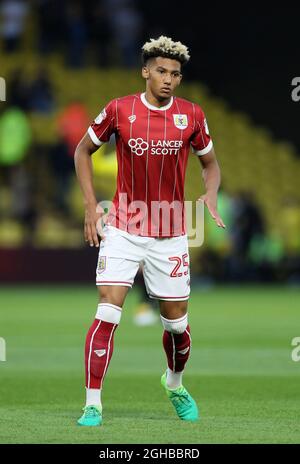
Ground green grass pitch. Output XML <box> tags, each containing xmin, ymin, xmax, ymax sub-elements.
<box><xmin>0</xmin><ymin>284</ymin><xmax>299</xmax><ymax>444</ymax></box>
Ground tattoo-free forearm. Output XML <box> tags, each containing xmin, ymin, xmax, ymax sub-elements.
<box><xmin>74</xmin><ymin>148</ymin><xmax>97</xmax><ymax>207</ymax></box>
<box><xmin>202</xmin><ymin>158</ymin><xmax>221</xmax><ymax>194</ymax></box>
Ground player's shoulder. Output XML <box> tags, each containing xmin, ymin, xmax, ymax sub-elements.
<box><xmin>174</xmin><ymin>96</ymin><xmax>205</xmax><ymax>116</ymax></box>
<box><xmin>113</xmin><ymin>93</ymin><xmax>140</xmax><ymax>107</ymax></box>
<box><xmin>104</xmin><ymin>94</ymin><xmax>140</xmax><ymax>117</ymax></box>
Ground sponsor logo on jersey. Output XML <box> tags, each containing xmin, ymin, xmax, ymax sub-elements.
<box><xmin>128</xmin><ymin>115</ymin><xmax>136</xmax><ymax>123</ymax></box>
<box><xmin>173</xmin><ymin>114</ymin><xmax>188</xmax><ymax>130</ymax></box>
<box><xmin>128</xmin><ymin>137</ymin><xmax>149</xmax><ymax>155</ymax></box>
<box><xmin>128</xmin><ymin>138</ymin><xmax>183</xmax><ymax>156</ymax></box>
<box><xmin>97</xmin><ymin>256</ymin><xmax>106</xmax><ymax>273</ymax></box>
<box><xmin>95</xmin><ymin>108</ymin><xmax>107</xmax><ymax>124</ymax></box>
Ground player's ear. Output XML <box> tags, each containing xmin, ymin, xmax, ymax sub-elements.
<box><xmin>142</xmin><ymin>66</ymin><xmax>150</xmax><ymax>80</ymax></box>
<box><xmin>177</xmin><ymin>67</ymin><xmax>183</xmax><ymax>84</ymax></box>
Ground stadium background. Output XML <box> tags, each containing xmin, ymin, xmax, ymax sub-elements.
<box><xmin>0</xmin><ymin>1</ymin><xmax>299</xmax><ymax>444</ymax></box>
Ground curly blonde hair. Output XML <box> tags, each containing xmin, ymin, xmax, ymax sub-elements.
<box><xmin>142</xmin><ymin>35</ymin><xmax>190</xmax><ymax>66</ymax></box>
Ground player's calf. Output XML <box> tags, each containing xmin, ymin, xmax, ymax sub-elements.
<box><xmin>77</xmin><ymin>302</ymin><xmax>122</xmax><ymax>425</ymax></box>
<box><xmin>161</xmin><ymin>313</ymin><xmax>191</xmax><ymax>389</ymax></box>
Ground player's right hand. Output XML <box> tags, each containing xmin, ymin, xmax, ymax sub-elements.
<box><xmin>198</xmin><ymin>193</ymin><xmax>226</xmax><ymax>229</ymax></box>
<box><xmin>84</xmin><ymin>203</ymin><xmax>105</xmax><ymax>247</ymax></box>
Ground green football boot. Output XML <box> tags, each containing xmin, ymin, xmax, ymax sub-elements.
<box><xmin>77</xmin><ymin>405</ymin><xmax>102</xmax><ymax>426</ymax></box>
<box><xmin>161</xmin><ymin>372</ymin><xmax>199</xmax><ymax>422</ymax></box>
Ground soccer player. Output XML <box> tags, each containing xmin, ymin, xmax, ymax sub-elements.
<box><xmin>74</xmin><ymin>36</ymin><xmax>225</xmax><ymax>426</ymax></box>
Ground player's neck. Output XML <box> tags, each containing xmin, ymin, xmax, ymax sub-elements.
<box><xmin>144</xmin><ymin>90</ymin><xmax>172</xmax><ymax>108</ymax></box>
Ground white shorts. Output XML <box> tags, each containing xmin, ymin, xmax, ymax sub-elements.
<box><xmin>96</xmin><ymin>225</ymin><xmax>190</xmax><ymax>301</ymax></box>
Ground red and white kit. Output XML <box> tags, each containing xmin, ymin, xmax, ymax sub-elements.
<box><xmin>89</xmin><ymin>92</ymin><xmax>213</xmax><ymax>299</ymax></box>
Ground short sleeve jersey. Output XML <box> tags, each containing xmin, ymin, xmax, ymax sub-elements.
<box><xmin>88</xmin><ymin>92</ymin><xmax>213</xmax><ymax>237</ymax></box>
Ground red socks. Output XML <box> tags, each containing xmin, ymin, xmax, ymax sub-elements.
<box><xmin>85</xmin><ymin>303</ymin><xmax>122</xmax><ymax>390</ymax></box>
<box><xmin>162</xmin><ymin>324</ymin><xmax>191</xmax><ymax>372</ymax></box>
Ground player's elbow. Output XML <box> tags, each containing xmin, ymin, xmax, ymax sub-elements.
<box><xmin>200</xmin><ymin>155</ymin><xmax>219</xmax><ymax>172</ymax></box>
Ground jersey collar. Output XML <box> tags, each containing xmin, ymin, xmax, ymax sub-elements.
<box><xmin>140</xmin><ymin>92</ymin><xmax>174</xmax><ymax>111</ymax></box>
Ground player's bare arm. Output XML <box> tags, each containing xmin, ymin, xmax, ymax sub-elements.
<box><xmin>197</xmin><ymin>147</ymin><xmax>226</xmax><ymax>228</ymax></box>
<box><xmin>74</xmin><ymin>132</ymin><xmax>105</xmax><ymax>247</ymax></box>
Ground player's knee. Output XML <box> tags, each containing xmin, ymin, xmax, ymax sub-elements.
<box><xmin>95</xmin><ymin>302</ymin><xmax>122</xmax><ymax>325</ymax></box>
<box><xmin>159</xmin><ymin>300</ymin><xmax>188</xmax><ymax>320</ymax></box>
<box><xmin>97</xmin><ymin>285</ymin><xmax>128</xmax><ymax>308</ymax></box>
<box><xmin>160</xmin><ymin>313</ymin><xmax>188</xmax><ymax>334</ymax></box>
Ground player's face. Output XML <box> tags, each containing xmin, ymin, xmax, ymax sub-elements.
<box><xmin>142</xmin><ymin>57</ymin><xmax>182</xmax><ymax>100</ymax></box>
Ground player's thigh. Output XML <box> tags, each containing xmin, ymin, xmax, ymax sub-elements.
<box><xmin>96</xmin><ymin>225</ymin><xmax>142</xmax><ymax>307</ymax></box>
<box><xmin>96</xmin><ymin>256</ymin><xmax>139</xmax><ymax>307</ymax></box>
<box><xmin>97</xmin><ymin>285</ymin><xmax>130</xmax><ymax>308</ymax></box>
<box><xmin>143</xmin><ymin>234</ymin><xmax>190</xmax><ymax>303</ymax></box>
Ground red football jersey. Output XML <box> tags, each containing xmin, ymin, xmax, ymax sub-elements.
<box><xmin>88</xmin><ymin>92</ymin><xmax>213</xmax><ymax>237</ymax></box>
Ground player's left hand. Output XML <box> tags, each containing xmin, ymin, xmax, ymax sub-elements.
<box><xmin>84</xmin><ymin>202</ymin><xmax>105</xmax><ymax>247</ymax></box>
<box><xmin>198</xmin><ymin>192</ymin><xmax>226</xmax><ymax>228</ymax></box>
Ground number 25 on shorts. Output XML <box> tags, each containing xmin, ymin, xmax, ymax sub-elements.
<box><xmin>169</xmin><ymin>253</ymin><xmax>189</xmax><ymax>278</ymax></box>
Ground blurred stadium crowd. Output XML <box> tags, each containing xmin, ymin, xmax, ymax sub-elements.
<box><xmin>0</xmin><ymin>0</ymin><xmax>300</xmax><ymax>284</ymax></box>
<box><xmin>0</xmin><ymin>0</ymin><xmax>144</xmax><ymax>67</ymax></box>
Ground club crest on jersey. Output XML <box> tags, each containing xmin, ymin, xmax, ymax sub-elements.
<box><xmin>128</xmin><ymin>115</ymin><xmax>136</xmax><ymax>123</ymax></box>
<box><xmin>173</xmin><ymin>114</ymin><xmax>188</xmax><ymax>130</ymax></box>
<box><xmin>95</xmin><ymin>108</ymin><xmax>107</xmax><ymax>124</ymax></box>
<box><xmin>97</xmin><ymin>256</ymin><xmax>106</xmax><ymax>274</ymax></box>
